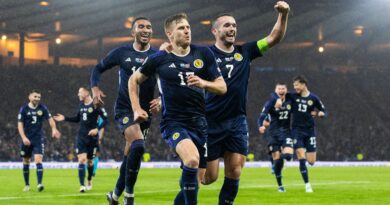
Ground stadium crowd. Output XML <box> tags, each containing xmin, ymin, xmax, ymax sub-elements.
<box><xmin>0</xmin><ymin>63</ymin><xmax>389</xmax><ymax>161</ymax></box>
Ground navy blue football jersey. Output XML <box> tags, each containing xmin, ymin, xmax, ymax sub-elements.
<box><xmin>258</xmin><ymin>97</ymin><xmax>292</xmax><ymax>133</ymax></box>
<box><xmin>139</xmin><ymin>45</ymin><xmax>221</xmax><ymax>128</ymax></box>
<box><xmin>18</xmin><ymin>104</ymin><xmax>52</xmax><ymax>140</ymax></box>
<box><xmin>287</xmin><ymin>92</ymin><xmax>326</xmax><ymax>129</ymax></box>
<box><xmin>90</xmin><ymin>44</ymin><xmax>157</xmax><ymax>114</ymax></box>
<box><xmin>65</xmin><ymin>102</ymin><xmax>108</xmax><ymax>137</ymax></box>
<box><xmin>206</xmin><ymin>41</ymin><xmax>262</xmax><ymax>121</ymax></box>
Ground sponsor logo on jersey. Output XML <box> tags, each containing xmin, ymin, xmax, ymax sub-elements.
<box><xmin>180</xmin><ymin>63</ymin><xmax>190</xmax><ymax>68</ymax></box>
<box><xmin>216</xmin><ymin>58</ymin><xmax>222</xmax><ymax>63</ymax></box>
<box><xmin>234</xmin><ymin>53</ymin><xmax>243</xmax><ymax>61</ymax></box>
<box><xmin>172</xmin><ymin>132</ymin><xmax>180</xmax><ymax>140</ymax></box>
<box><xmin>122</xmin><ymin>117</ymin><xmax>129</xmax><ymax>124</ymax></box>
<box><xmin>88</xmin><ymin>107</ymin><xmax>93</xmax><ymax>113</ymax></box>
<box><xmin>193</xmin><ymin>59</ymin><xmax>204</xmax><ymax>69</ymax></box>
<box><xmin>308</xmin><ymin>100</ymin><xmax>313</xmax><ymax>106</ymax></box>
<box><xmin>125</xmin><ymin>57</ymin><xmax>132</xmax><ymax>62</ymax></box>
<box><xmin>37</xmin><ymin>110</ymin><xmax>43</xmax><ymax>116</ymax></box>
<box><xmin>136</xmin><ymin>58</ymin><xmax>144</xmax><ymax>63</ymax></box>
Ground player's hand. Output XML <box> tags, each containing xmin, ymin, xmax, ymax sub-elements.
<box><xmin>187</xmin><ymin>75</ymin><xmax>206</xmax><ymax>88</ymax></box>
<box><xmin>52</xmin><ymin>129</ymin><xmax>61</xmax><ymax>139</ymax></box>
<box><xmin>98</xmin><ymin>138</ymin><xmax>102</xmax><ymax>145</ymax></box>
<box><xmin>259</xmin><ymin>126</ymin><xmax>266</xmax><ymax>134</ymax></box>
<box><xmin>53</xmin><ymin>114</ymin><xmax>65</xmax><ymax>122</ymax></box>
<box><xmin>22</xmin><ymin>137</ymin><xmax>31</xmax><ymax>146</ymax></box>
<box><xmin>311</xmin><ymin>111</ymin><xmax>317</xmax><ymax>117</ymax></box>
<box><xmin>263</xmin><ymin>120</ymin><xmax>270</xmax><ymax>128</ymax></box>
<box><xmin>134</xmin><ymin>108</ymin><xmax>149</xmax><ymax>123</ymax></box>
<box><xmin>318</xmin><ymin>111</ymin><xmax>325</xmax><ymax>118</ymax></box>
<box><xmin>88</xmin><ymin>128</ymin><xmax>99</xmax><ymax>136</ymax></box>
<box><xmin>275</xmin><ymin>98</ymin><xmax>283</xmax><ymax>109</ymax></box>
<box><xmin>159</xmin><ymin>42</ymin><xmax>173</xmax><ymax>53</ymax></box>
<box><xmin>149</xmin><ymin>97</ymin><xmax>161</xmax><ymax>115</ymax></box>
<box><xmin>92</xmin><ymin>86</ymin><xmax>106</xmax><ymax>107</ymax></box>
<box><xmin>274</xmin><ymin>1</ymin><xmax>290</xmax><ymax>15</ymax></box>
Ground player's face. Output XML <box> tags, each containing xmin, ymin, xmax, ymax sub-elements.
<box><xmin>78</xmin><ymin>88</ymin><xmax>88</xmax><ymax>101</ymax></box>
<box><xmin>29</xmin><ymin>93</ymin><xmax>41</xmax><ymax>106</ymax></box>
<box><xmin>213</xmin><ymin>16</ymin><xmax>237</xmax><ymax>45</ymax></box>
<box><xmin>169</xmin><ymin>19</ymin><xmax>191</xmax><ymax>48</ymax></box>
<box><xmin>293</xmin><ymin>81</ymin><xmax>306</xmax><ymax>94</ymax></box>
<box><xmin>132</xmin><ymin>20</ymin><xmax>152</xmax><ymax>45</ymax></box>
<box><xmin>275</xmin><ymin>85</ymin><xmax>287</xmax><ymax>97</ymax></box>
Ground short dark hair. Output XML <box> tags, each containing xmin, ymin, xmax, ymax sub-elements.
<box><xmin>29</xmin><ymin>89</ymin><xmax>41</xmax><ymax>95</ymax></box>
<box><xmin>276</xmin><ymin>82</ymin><xmax>287</xmax><ymax>87</ymax></box>
<box><xmin>293</xmin><ymin>75</ymin><xmax>308</xmax><ymax>86</ymax></box>
<box><xmin>164</xmin><ymin>13</ymin><xmax>188</xmax><ymax>31</ymax></box>
<box><xmin>131</xmin><ymin>17</ymin><xmax>150</xmax><ymax>30</ymax></box>
<box><xmin>212</xmin><ymin>13</ymin><xmax>234</xmax><ymax>29</ymax></box>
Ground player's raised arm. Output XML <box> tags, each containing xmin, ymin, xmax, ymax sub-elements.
<box><xmin>265</xmin><ymin>1</ymin><xmax>289</xmax><ymax>48</ymax></box>
<box><xmin>128</xmin><ymin>70</ymin><xmax>149</xmax><ymax>122</ymax></box>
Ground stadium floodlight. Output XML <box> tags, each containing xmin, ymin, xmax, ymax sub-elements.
<box><xmin>40</xmin><ymin>1</ymin><xmax>49</xmax><ymax>6</ymax></box>
<box><xmin>318</xmin><ymin>46</ymin><xmax>324</xmax><ymax>53</ymax></box>
<box><xmin>55</xmin><ymin>37</ymin><xmax>61</xmax><ymax>45</ymax></box>
<box><xmin>1</xmin><ymin>35</ymin><xmax>6</xmax><ymax>40</ymax></box>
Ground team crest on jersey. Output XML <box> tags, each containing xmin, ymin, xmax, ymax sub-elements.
<box><xmin>122</xmin><ymin>117</ymin><xmax>129</xmax><ymax>124</ymax></box>
<box><xmin>37</xmin><ymin>110</ymin><xmax>43</xmax><ymax>116</ymax></box>
<box><xmin>193</xmin><ymin>59</ymin><xmax>204</xmax><ymax>69</ymax></box>
<box><xmin>234</xmin><ymin>53</ymin><xmax>243</xmax><ymax>61</ymax></box>
<box><xmin>20</xmin><ymin>151</ymin><xmax>25</xmax><ymax>156</ymax></box>
<box><xmin>88</xmin><ymin>107</ymin><xmax>93</xmax><ymax>113</ymax></box>
<box><xmin>308</xmin><ymin>100</ymin><xmax>313</xmax><ymax>106</ymax></box>
<box><xmin>287</xmin><ymin>104</ymin><xmax>291</xmax><ymax>110</ymax></box>
<box><xmin>172</xmin><ymin>132</ymin><xmax>180</xmax><ymax>140</ymax></box>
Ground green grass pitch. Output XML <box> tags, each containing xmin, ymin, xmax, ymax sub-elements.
<box><xmin>0</xmin><ymin>166</ymin><xmax>389</xmax><ymax>205</ymax></box>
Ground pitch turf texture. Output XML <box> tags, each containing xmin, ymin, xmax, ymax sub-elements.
<box><xmin>0</xmin><ymin>167</ymin><xmax>389</xmax><ymax>205</ymax></box>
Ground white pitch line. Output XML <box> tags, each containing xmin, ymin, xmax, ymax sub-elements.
<box><xmin>0</xmin><ymin>181</ymin><xmax>371</xmax><ymax>201</ymax></box>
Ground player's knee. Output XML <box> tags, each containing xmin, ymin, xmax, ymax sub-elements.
<box><xmin>78</xmin><ymin>157</ymin><xmax>86</xmax><ymax>164</ymax></box>
<box><xmin>226</xmin><ymin>166</ymin><xmax>242</xmax><ymax>179</ymax></box>
<box><xmin>183</xmin><ymin>157</ymin><xmax>199</xmax><ymax>168</ymax></box>
<box><xmin>87</xmin><ymin>160</ymin><xmax>93</xmax><ymax>166</ymax></box>
<box><xmin>202</xmin><ymin>172</ymin><xmax>218</xmax><ymax>185</ymax></box>
<box><xmin>281</xmin><ymin>153</ymin><xmax>293</xmax><ymax>161</ymax></box>
<box><xmin>23</xmin><ymin>158</ymin><xmax>30</xmax><ymax>164</ymax></box>
<box><xmin>307</xmin><ymin>159</ymin><xmax>316</xmax><ymax>166</ymax></box>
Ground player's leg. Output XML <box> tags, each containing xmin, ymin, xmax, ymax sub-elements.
<box><xmin>107</xmin><ymin>143</ymin><xmax>130</xmax><ymax>205</ymax></box>
<box><xmin>218</xmin><ymin>115</ymin><xmax>249</xmax><ymax>204</ymax></box>
<box><xmin>306</xmin><ymin>134</ymin><xmax>317</xmax><ymax>165</ymax></box>
<box><xmin>33</xmin><ymin>142</ymin><xmax>45</xmax><ymax>192</ymax></box>
<box><xmin>219</xmin><ymin>152</ymin><xmax>245</xmax><ymax>205</ymax></box>
<box><xmin>21</xmin><ymin>144</ymin><xmax>32</xmax><ymax>191</ymax></box>
<box><xmin>93</xmin><ymin>145</ymin><xmax>100</xmax><ymax>177</ymax></box>
<box><xmin>271</xmin><ymin>147</ymin><xmax>285</xmax><ymax>192</ymax></box>
<box><xmin>123</xmin><ymin>123</ymin><xmax>144</xmax><ymax>205</ymax></box>
<box><xmin>201</xmin><ymin>159</ymin><xmax>220</xmax><ymax>185</ymax></box>
<box><xmin>86</xmin><ymin>145</ymin><xmax>97</xmax><ymax>191</ymax></box>
<box><xmin>281</xmin><ymin>136</ymin><xmax>294</xmax><ymax>161</ymax></box>
<box><xmin>306</xmin><ymin>152</ymin><xmax>317</xmax><ymax>165</ymax></box>
<box><xmin>176</xmin><ymin>139</ymin><xmax>200</xmax><ymax>205</ymax></box>
<box><xmin>77</xmin><ymin>153</ymin><xmax>88</xmax><ymax>192</ymax></box>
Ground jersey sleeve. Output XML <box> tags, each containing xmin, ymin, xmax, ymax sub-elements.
<box><xmin>90</xmin><ymin>48</ymin><xmax>120</xmax><ymax>87</ymax></box>
<box><xmin>97</xmin><ymin>107</ymin><xmax>108</xmax><ymax>128</ymax></box>
<box><xmin>139</xmin><ymin>54</ymin><xmax>159</xmax><ymax>77</ymax></box>
<box><xmin>200</xmin><ymin>47</ymin><xmax>221</xmax><ymax>81</ymax></box>
<box><xmin>42</xmin><ymin>105</ymin><xmax>52</xmax><ymax>120</ymax></box>
<box><xmin>242</xmin><ymin>38</ymin><xmax>269</xmax><ymax>61</ymax></box>
<box><xmin>257</xmin><ymin>98</ymin><xmax>276</xmax><ymax>127</ymax></box>
<box><xmin>18</xmin><ymin>107</ymin><xmax>25</xmax><ymax>122</ymax></box>
<box><xmin>314</xmin><ymin>95</ymin><xmax>327</xmax><ymax>116</ymax></box>
<box><xmin>64</xmin><ymin>109</ymin><xmax>81</xmax><ymax>123</ymax></box>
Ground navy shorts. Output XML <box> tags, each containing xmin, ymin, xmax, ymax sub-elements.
<box><xmin>75</xmin><ymin>136</ymin><xmax>99</xmax><ymax>159</ymax></box>
<box><xmin>292</xmin><ymin>128</ymin><xmax>316</xmax><ymax>152</ymax></box>
<box><xmin>266</xmin><ymin>129</ymin><xmax>293</xmax><ymax>153</ymax></box>
<box><xmin>207</xmin><ymin>115</ymin><xmax>249</xmax><ymax>161</ymax></box>
<box><xmin>20</xmin><ymin>140</ymin><xmax>44</xmax><ymax>158</ymax></box>
<box><xmin>161</xmin><ymin>118</ymin><xmax>207</xmax><ymax>169</ymax></box>
<box><xmin>115</xmin><ymin>111</ymin><xmax>151</xmax><ymax>138</ymax></box>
